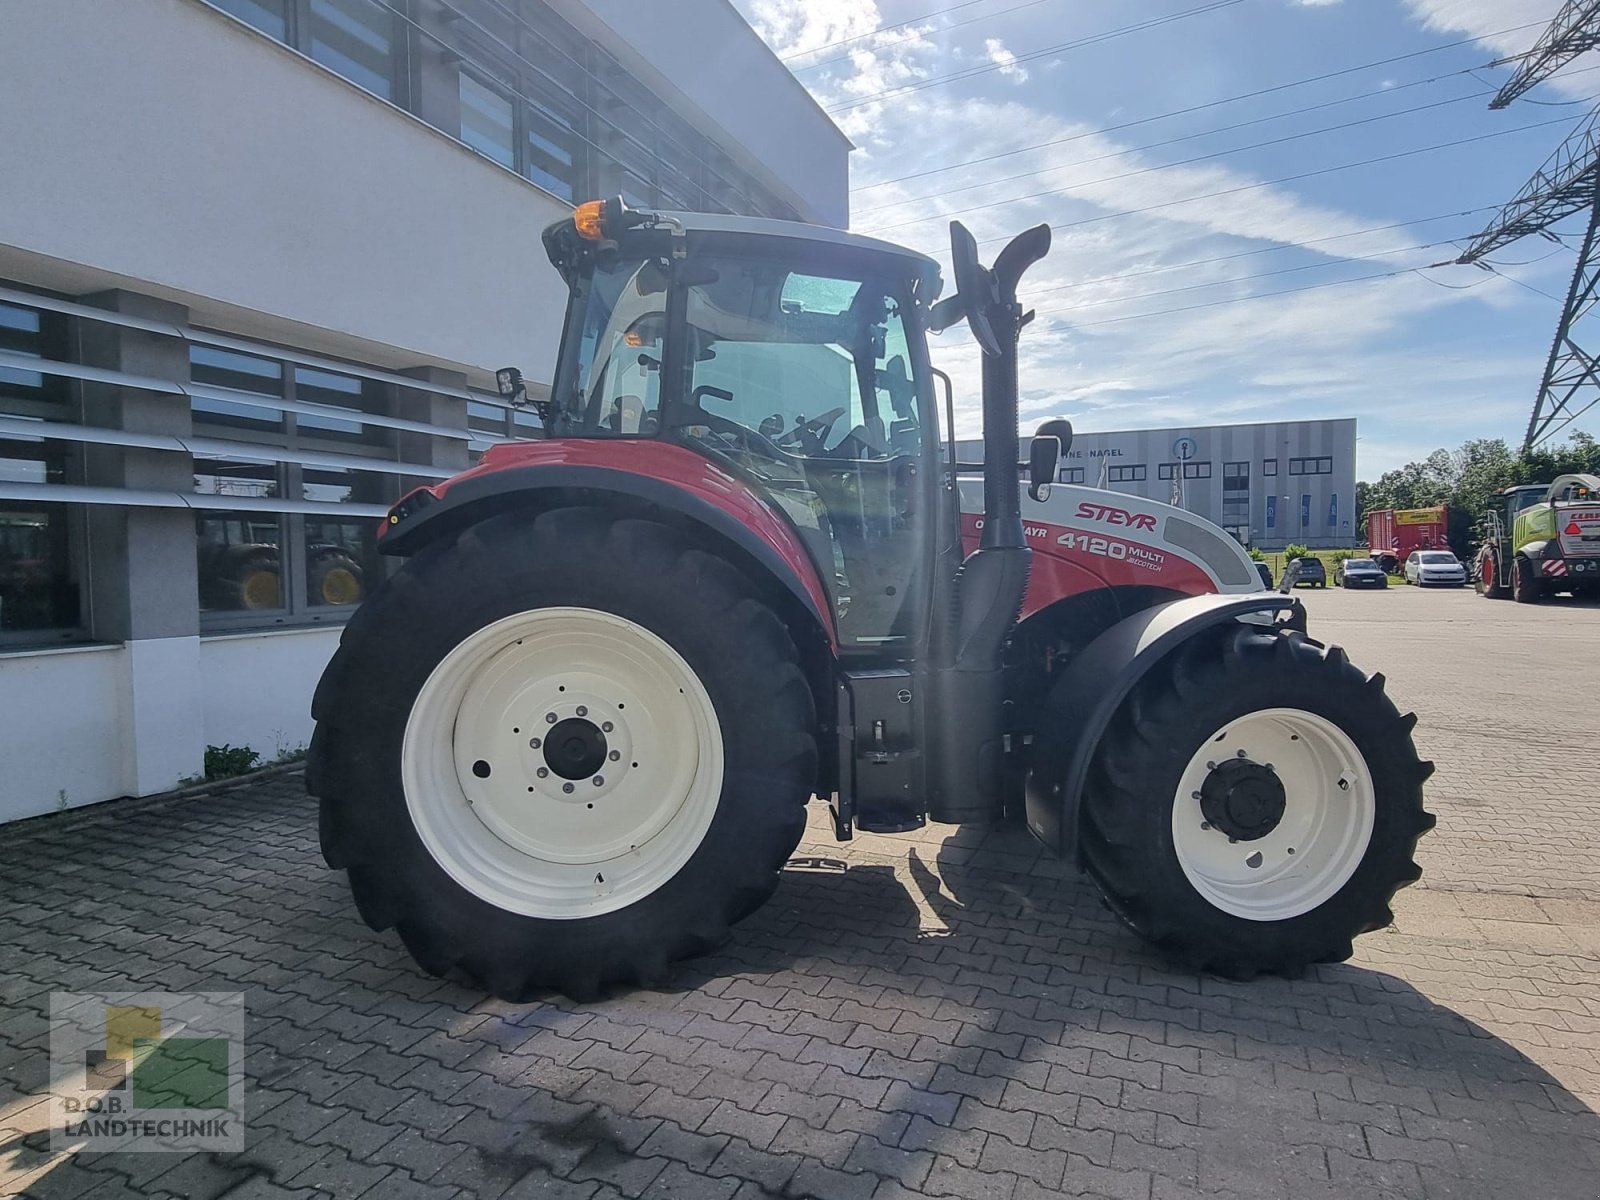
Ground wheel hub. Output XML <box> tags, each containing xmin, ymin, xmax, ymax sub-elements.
<box><xmin>543</xmin><ymin>717</ymin><xmax>608</xmax><ymax>780</ymax></box>
<box><xmin>1199</xmin><ymin>759</ymin><xmax>1286</xmax><ymax>841</ymax></box>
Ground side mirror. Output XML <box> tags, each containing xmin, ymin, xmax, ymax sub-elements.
<box><xmin>1028</xmin><ymin>436</ymin><xmax>1060</xmax><ymax>502</ymax></box>
<box><xmin>495</xmin><ymin>366</ymin><xmax>527</xmax><ymax>406</ymax></box>
<box><xmin>1034</xmin><ymin>417</ymin><xmax>1073</xmax><ymax>459</ymax></box>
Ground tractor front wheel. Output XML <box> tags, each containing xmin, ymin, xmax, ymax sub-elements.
<box><xmin>1076</xmin><ymin>625</ymin><xmax>1433</xmax><ymax>977</ymax></box>
<box><xmin>1513</xmin><ymin>555</ymin><xmax>1543</xmax><ymax>604</ymax></box>
<box><xmin>308</xmin><ymin>507</ymin><xmax>817</xmax><ymax>999</ymax></box>
<box><xmin>1475</xmin><ymin>551</ymin><xmax>1505</xmax><ymax>599</ymax></box>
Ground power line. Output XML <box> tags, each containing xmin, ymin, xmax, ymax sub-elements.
<box><xmin>866</xmin><ymin>65</ymin><xmax>1600</xmax><ymax>219</ymax></box>
<box><xmin>853</xmin><ymin>20</ymin><xmax>1550</xmax><ymax>188</ymax></box>
<box><xmin>856</xmin><ymin>69</ymin><xmax>1496</xmax><ymax>215</ymax></box>
<box><xmin>966</xmin><ymin>114</ymin><xmax>1579</xmax><ymax>248</ymax></box>
<box><xmin>1030</xmin><ymin>236</ymin><xmax>1464</xmax><ymax>314</ymax></box>
<box><xmin>858</xmin><ymin>88</ymin><xmax>1501</xmax><ymax>233</ymax></box>
<box><xmin>1026</xmin><ymin>265</ymin><xmax>1424</xmax><ymax>330</ymax></box>
<box><xmin>1016</xmin><ymin>205</ymin><xmax>1503</xmax><ymax>300</ymax></box>
<box><xmin>778</xmin><ymin>0</ymin><xmax>995</xmax><ymax>62</ymax></box>
<box><xmin>793</xmin><ymin>0</ymin><xmax>1054</xmax><ymax>75</ymax></box>
<box><xmin>827</xmin><ymin>0</ymin><xmax>1246</xmax><ymax>114</ymax></box>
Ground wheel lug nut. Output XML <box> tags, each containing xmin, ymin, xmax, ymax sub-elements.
<box><xmin>536</xmin><ymin>767</ymin><xmax>548</xmax><ymax>778</ymax></box>
<box><xmin>545</xmin><ymin>712</ymin><xmax>557</xmax><ymax>724</ymax></box>
<box><xmin>593</xmin><ymin>776</ymin><xmax>604</xmax><ymax>786</ymax></box>
<box><xmin>1236</xmin><ymin>749</ymin><xmax>1248</xmax><ymax>758</ymax></box>
<box><xmin>602</xmin><ymin>721</ymin><xmax>613</xmax><ymax>732</ymax></box>
<box><xmin>563</xmin><ymin>782</ymin><xmax>575</xmax><ymax>794</ymax></box>
<box><xmin>529</xmin><ymin>737</ymin><xmax>542</xmax><ymax>749</ymax></box>
<box><xmin>1206</xmin><ymin>761</ymin><xmax>1216</xmax><ymax>770</ymax></box>
<box><xmin>576</xmin><ymin>705</ymin><xmax>588</xmax><ymax>717</ymax></box>
<box><xmin>608</xmin><ymin>750</ymin><xmax>620</xmax><ymax>762</ymax></box>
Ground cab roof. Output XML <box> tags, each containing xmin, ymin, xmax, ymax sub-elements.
<box><xmin>543</xmin><ymin>205</ymin><xmax>944</xmax><ymax>299</ymax></box>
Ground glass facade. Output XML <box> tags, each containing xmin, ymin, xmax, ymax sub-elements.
<box><xmin>187</xmin><ymin>346</ymin><xmax>391</xmax><ymax>627</ymax></box>
<box><xmin>203</xmin><ymin>0</ymin><xmax>801</xmax><ymax>220</ymax></box>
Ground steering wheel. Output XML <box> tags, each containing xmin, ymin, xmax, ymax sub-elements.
<box><xmin>695</xmin><ymin>410</ymin><xmax>791</xmax><ymax>461</ymax></box>
<box><xmin>777</xmin><ymin>407</ymin><xmax>848</xmax><ymax>455</ymax></box>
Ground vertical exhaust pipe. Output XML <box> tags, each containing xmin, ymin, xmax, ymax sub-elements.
<box><xmin>924</xmin><ymin>221</ymin><xmax>1052</xmax><ymax>824</ymax></box>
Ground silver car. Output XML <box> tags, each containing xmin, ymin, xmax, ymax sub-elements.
<box><xmin>1404</xmin><ymin>549</ymin><xmax>1466</xmax><ymax>587</ymax></box>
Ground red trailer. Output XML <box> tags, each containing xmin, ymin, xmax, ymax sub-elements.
<box><xmin>1367</xmin><ymin>505</ymin><xmax>1449</xmax><ymax>574</ymax></box>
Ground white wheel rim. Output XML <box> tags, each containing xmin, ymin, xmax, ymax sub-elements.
<box><xmin>402</xmin><ymin>607</ymin><xmax>724</xmax><ymax>919</ymax></box>
<box><xmin>1170</xmin><ymin>709</ymin><xmax>1375</xmax><ymax>921</ymax></box>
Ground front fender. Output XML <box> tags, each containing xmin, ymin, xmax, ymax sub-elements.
<box><xmin>1024</xmin><ymin>592</ymin><xmax>1305</xmax><ymax>862</ymax></box>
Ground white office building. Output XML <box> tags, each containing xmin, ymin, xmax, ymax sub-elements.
<box><xmin>957</xmin><ymin>418</ymin><xmax>1359</xmax><ymax>552</ymax></box>
<box><xmin>0</xmin><ymin>0</ymin><xmax>849</xmax><ymax>822</ymax></box>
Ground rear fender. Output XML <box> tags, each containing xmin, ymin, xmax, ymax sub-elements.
<box><xmin>380</xmin><ymin>449</ymin><xmax>836</xmax><ymax>643</ymax></box>
<box><xmin>1024</xmin><ymin>592</ymin><xmax>1305</xmax><ymax>862</ymax></box>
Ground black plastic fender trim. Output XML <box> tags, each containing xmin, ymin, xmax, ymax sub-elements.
<box><xmin>1024</xmin><ymin>592</ymin><xmax>1305</xmax><ymax>862</ymax></box>
<box><xmin>378</xmin><ymin>463</ymin><xmax>835</xmax><ymax>638</ymax></box>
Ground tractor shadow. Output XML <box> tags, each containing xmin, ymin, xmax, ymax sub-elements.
<box><xmin>728</xmin><ymin>818</ymin><xmax>1600</xmax><ymax>1198</ymax></box>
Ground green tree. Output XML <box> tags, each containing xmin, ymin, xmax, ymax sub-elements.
<box><xmin>1356</xmin><ymin>432</ymin><xmax>1595</xmax><ymax>558</ymax></box>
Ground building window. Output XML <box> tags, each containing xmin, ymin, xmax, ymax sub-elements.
<box><xmin>1</xmin><ymin>294</ymin><xmax>87</xmax><ymax>647</ymax></box>
<box><xmin>1222</xmin><ymin>461</ymin><xmax>1249</xmax><ymax>533</ymax></box>
<box><xmin>191</xmin><ymin>346</ymin><xmax>285</xmax><ymax>432</ymax></box>
<box><xmin>209</xmin><ymin>0</ymin><xmax>289</xmax><ymax>39</ymax></box>
<box><xmin>308</xmin><ymin>0</ymin><xmax>400</xmax><ymax>101</ymax></box>
<box><xmin>1</xmin><ymin>299</ymin><xmax>69</xmax><ymax>408</ymax></box>
<box><xmin>1058</xmin><ymin>466</ymin><xmax>1084</xmax><ymax>484</ymax></box>
<box><xmin>1158</xmin><ymin>463</ymin><xmax>1175</xmax><ymax>481</ymax></box>
<box><xmin>195</xmin><ymin>460</ymin><xmax>288</xmax><ymax>614</ymax></box>
<box><xmin>1289</xmin><ymin>456</ymin><xmax>1333</xmax><ymax>476</ymax></box>
<box><xmin>1263</xmin><ymin>458</ymin><xmax>1277</xmax><ymax>476</ymax></box>
<box><xmin>0</xmin><ymin>441</ymin><xmax>85</xmax><ymax>645</ymax></box>
<box><xmin>1107</xmin><ymin>465</ymin><xmax>1146</xmax><ymax>483</ymax></box>
<box><xmin>459</xmin><ymin>71</ymin><xmax>516</xmax><ymax>168</ymax></box>
<box><xmin>1183</xmin><ymin>461</ymin><xmax>1211</xmax><ymax>480</ymax></box>
<box><xmin>189</xmin><ymin>347</ymin><xmax>392</xmax><ymax>628</ymax></box>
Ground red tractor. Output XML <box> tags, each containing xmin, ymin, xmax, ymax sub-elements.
<box><xmin>310</xmin><ymin>201</ymin><xmax>1433</xmax><ymax>999</ymax></box>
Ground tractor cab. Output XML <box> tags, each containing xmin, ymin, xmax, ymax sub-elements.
<box><xmin>533</xmin><ymin>200</ymin><xmax>947</xmax><ymax>658</ymax></box>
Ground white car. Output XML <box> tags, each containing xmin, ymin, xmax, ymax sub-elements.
<box><xmin>1404</xmin><ymin>549</ymin><xmax>1467</xmax><ymax>587</ymax></box>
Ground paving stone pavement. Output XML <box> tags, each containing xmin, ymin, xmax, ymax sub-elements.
<box><xmin>3</xmin><ymin>586</ymin><xmax>1598</xmax><ymax>1199</ymax></box>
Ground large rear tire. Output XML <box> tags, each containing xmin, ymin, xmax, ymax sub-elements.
<box><xmin>308</xmin><ymin>507</ymin><xmax>817</xmax><ymax>999</ymax></box>
<box><xmin>1075</xmin><ymin>624</ymin><xmax>1433</xmax><ymax>977</ymax></box>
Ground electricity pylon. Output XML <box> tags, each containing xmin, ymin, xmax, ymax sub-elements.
<box><xmin>1458</xmin><ymin>1</ymin><xmax>1600</xmax><ymax>451</ymax></box>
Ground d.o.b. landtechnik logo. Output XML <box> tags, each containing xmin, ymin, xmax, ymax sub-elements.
<box><xmin>49</xmin><ymin>991</ymin><xmax>244</xmax><ymax>1152</ymax></box>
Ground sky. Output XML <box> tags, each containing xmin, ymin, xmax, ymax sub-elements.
<box><xmin>727</xmin><ymin>0</ymin><xmax>1592</xmax><ymax>480</ymax></box>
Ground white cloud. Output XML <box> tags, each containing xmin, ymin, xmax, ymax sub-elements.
<box><xmin>1294</xmin><ymin>0</ymin><xmax>1344</xmax><ymax>7</ymax></box>
<box><xmin>984</xmin><ymin>37</ymin><xmax>1029</xmax><ymax>83</ymax></box>
<box><xmin>730</xmin><ymin>0</ymin><xmax>1556</xmax><ymax>473</ymax></box>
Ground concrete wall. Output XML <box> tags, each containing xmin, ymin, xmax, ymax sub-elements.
<box><xmin>0</xmin><ymin>646</ymin><xmax>128</xmax><ymax>823</ymax></box>
<box><xmin>0</xmin><ymin>0</ymin><xmax>571</xmax><ymax>388</ymax></box>
<box><xmin>200</xmin><ymin>628</ymin><xmax>341</xmax><ymax>758</ymax></box>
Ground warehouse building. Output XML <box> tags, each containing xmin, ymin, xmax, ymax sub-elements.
<box><xmin>0</xmin><ymin>0</ymin><xmax>849</xmax><ymax>822</ymax></box>
<box><xmin>957</xmin><ymin>418</ymin><xmax>1358</xmax><ymax>552</ymax></box>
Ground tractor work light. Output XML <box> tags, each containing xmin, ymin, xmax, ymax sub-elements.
<box><xmin>574</xmin><ymin>200</ymin><xmax>606</xmax><ymax>241</ymax></box>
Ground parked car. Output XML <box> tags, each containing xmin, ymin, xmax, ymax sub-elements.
<box><xmin>1334</xmin><ymin>557</ymin><xmax>1388</xmax><ymax>589</ymax></box>
<box><xmin>1280</xmin><ymin>556</ymin><xmax>1326</xmax><ymax>590</ymax></box>
<box><xmin>1404</xmin><ymin>549</ymin><xmax>1467</xmax><ymax>587</ymax></box>
<box><xmin>1254</xmin><ymin>561</ymin><xmax>1274</xmax><ymax>589</ymax></box>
